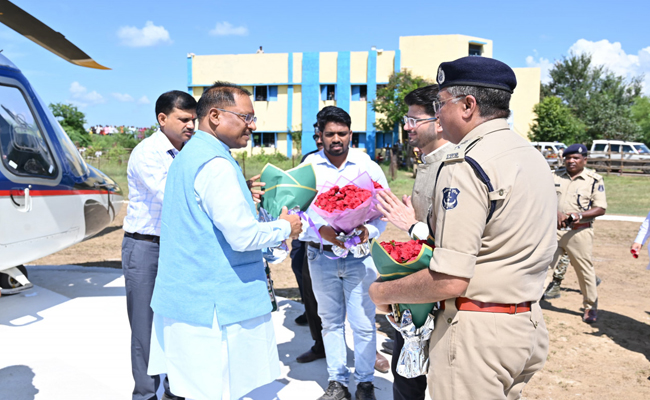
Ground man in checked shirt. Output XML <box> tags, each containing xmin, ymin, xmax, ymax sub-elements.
<box><xmin>122</xmin><ymin>90</ymin><xmax>197</xmax><ymax>400</ymax></box>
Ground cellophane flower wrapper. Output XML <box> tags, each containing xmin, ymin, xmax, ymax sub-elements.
<box><xmin>387</xmin><ymin>309</ymin><xmax>435</xmax><ymax>378</ymax></box>
<box><xmin>310</xmin><ymin>171</ymin><xmax>386</xmax><ymax>235</ymax></box>
<box><xmin>257</xmin><ymin>163</ymin><xmax>318</xmax><ymax>263</ymax></box>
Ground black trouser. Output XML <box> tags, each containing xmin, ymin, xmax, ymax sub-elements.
<box><xmin>122</xmin><ymin>235</ymin><xmax>183</xmax><ymax>400</ymax></box>
<box><xmin>290</xmin><ymin>239</ymin><xmax>305</xmax><ymax>300</ymax></box>
<box><xmin>301</xmin><ymin>244</ymin><xmax>324</xmax><ymax>354</ymax></box>
<box><xmin>391</xmin><ymin>331</ymin><xmax>427</xmax><ymax>400</ymax></box>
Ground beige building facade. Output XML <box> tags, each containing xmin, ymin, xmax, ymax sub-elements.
<box><xmin>188</xmin><ymin>34</ymin><xmax>540</xmax><ymax>158</ymax></box>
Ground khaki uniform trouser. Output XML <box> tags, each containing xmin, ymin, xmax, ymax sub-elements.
<box><xmin>550</xmin><ymin>228</ymin><xmax>598</xmax><ymax>309</ymax></box>
<box><xmin>427</xmin><ymin>300</ymin><xmax>548</xmax><ymax>400</ymax></box>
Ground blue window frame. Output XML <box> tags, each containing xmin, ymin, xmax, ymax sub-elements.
<box><xmin>320</xmin><ymin>84</ymin><xmax>335</xmax><ymax>101</ymax></box>
<box><xmin>351</xmin><ymin>85</ymin><xmax>367</xmax><ymax>101</ymax></box>
<box><xmin>254</xmin><ymin>86</ymin><xmax>278</xmax><ymax>102</ymax></box>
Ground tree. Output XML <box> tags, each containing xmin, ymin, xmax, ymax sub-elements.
<box><xmin>372</xmin><ymin>71</ymin><xmax>433</xmax><ymax>133</ymax></box>
<box><xmin>541</xmin><ymin>53</ymin><xmax>642</xmax><ymax>143</ymax></box>
<box><xmin>631</xmin><ymin>96</ymin><xmax>650</xmax><ymax>145</ymax></box>
<box><xmin>49</xmin><ymin>103</ymin><xmax>89</xmax><ymax>146</ymax></box>
<box><xmin>529</xmin><ymin>96</ymin><xmax>586</xmax><ymax>144</ymax></box>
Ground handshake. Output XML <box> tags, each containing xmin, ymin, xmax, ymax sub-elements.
<box><xmin>278</xmin><ymin>206</ymin><xmax>303</xmax><ymax>239</ymax></box>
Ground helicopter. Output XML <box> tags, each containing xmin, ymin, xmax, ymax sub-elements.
<box><xmin>0</xmin><ymin>0</ymin><xmax>124</xmax><ymax>295</ymax></box>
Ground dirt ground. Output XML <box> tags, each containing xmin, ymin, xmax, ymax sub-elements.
<box><xmin>32</xmin><ymin>206</ymin><xmax>650</xmax><ymax>399</ymax></box>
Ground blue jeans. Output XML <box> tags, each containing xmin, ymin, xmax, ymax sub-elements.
<box><xmin>307</xmin><ymin>247</ymin><xmax>377</xmax><ymax>385</ymax></box>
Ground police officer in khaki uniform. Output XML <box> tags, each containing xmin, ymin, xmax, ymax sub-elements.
<box><xmin>369</xmin><ymin>56</ymin><xmax>556</xmax><ymax>399</ymax></box>
<box><xmin>543</xmin><ymin>143</ymin><xmax>606</xmax><ymax>323</ymax></box>
<box><xmin>375</xmin><ymin>84</ymin><xmax>450</xmax><ymax>400</ymax></box>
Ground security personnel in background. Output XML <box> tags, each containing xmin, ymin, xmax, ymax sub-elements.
<box><xmin>369</xmin><ymin>56</ymin><xmax>556</xmax><ymax>399</ymax></box>
<box><xmin>543</xmin><ymin>143</ymin><xmax>606</xmax><ymax>323</ymax></box>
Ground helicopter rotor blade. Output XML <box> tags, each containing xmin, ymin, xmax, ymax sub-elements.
<box><xmin>0</xmin><ymin>0</ymin><xmax>110</xmax><ymax>70</ymax></box>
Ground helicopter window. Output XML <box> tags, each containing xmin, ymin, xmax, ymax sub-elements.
<box><xmin>0</xmin><ymin>85</ymin><xmax>57</xmax><ymax>178</ymax></box>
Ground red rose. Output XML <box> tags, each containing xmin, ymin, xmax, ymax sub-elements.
<box><xmin>379</xmin><ymin>239</ymin><xmax>429</xmax><ymax>263</ymax></box>
<box><xmin>315</xmin><ymin>184</ymin><xmax>372</xmax><ymax>212</ymax></box>
<box><xmin>372</xmin><ymin>180</ymin><xmax>383</xmax><ymax>189</ymax></box>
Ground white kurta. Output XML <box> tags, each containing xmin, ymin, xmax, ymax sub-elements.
<box><xmin>149</xmin><ymin>138</ymin><xmax>288</xmax><ymax>400</ymax></box>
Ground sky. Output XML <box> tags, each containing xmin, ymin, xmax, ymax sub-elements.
<box><xmin>0</xmin><ymin>0</ymin><xmax>648</xmax><ymax>128</ymax></box>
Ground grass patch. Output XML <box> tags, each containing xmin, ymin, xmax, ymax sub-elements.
<box><xmin>602</xmin><ymin>175</ymin><xmax>650</xmax><ymax>216</ymax></box>
<box><xmin>89</xmin><ymin>155</ymin><xmax>650</xmax><ymax>217</ymax></box>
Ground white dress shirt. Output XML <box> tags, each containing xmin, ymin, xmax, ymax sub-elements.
<box><xmin>634</xmin><ymin>210</ymin><xmax>650</xmax><ymax>245</ymax></box>
<box><xmin>299</xmin><ymin>148</ymin><xmax>388</xmax><ymax>245</ymax></box>
<box><xmin>193</xmin><ymin>137</ymin><xmax>290</xmax><ymax>251</ymax></box>
<box><xmin>123</xmin><ymin>130</ymin><xmax>178</xmax><ymax>236</ymax></box>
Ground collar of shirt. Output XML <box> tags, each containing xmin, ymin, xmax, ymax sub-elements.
<box><xmin>422</xmin><ymin>142</ymin><xmax>451</xmax><ymax>164</ymax></box>
<box><xmin>558</xmin><ymin>168</ymin><xmax>588</xmax><ymax>181</ymax></box>
<box><xmin>153</xmin><ymin>129</ymin><xmax>180</xmax><ymax>158</ymax></box>
<box><xmin>310</xmin><ymin>148</ymin><xmax>365</xmax><ymax>171</ymax></box>
<box><xmin>459</xmin><ymin>118</ymin><xmax>511</xmax><ymax>145</ymax></box>
<box><xmin>195</xmin><ymin>129</ymin><xmax>232</xmax><ymax>154</ymax></box>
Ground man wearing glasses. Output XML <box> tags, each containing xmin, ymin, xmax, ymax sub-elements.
<box><xmin>375</xmin><ymin>84</ymin><xmax>449</xmax><ymax>400</ymax></box>
<box><xmin>369</xmin><ymin>57</ymin><xmax>556</xmax><ymax>399</ymax></box>
<box><xmin>300</xmin><ymin>106</ymin><xmax>388</xmax><ymax>400</ymax></box>
<box><xmin>148</xmin><ymin>82</ymin><xmax>302</xmax><ymax>399</ymax></box>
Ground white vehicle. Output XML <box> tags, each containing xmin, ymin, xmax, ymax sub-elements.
<box><xmin>590</xmin><ymin>140</ymin><xmax>650</xmax><ymax>172</ymax></box>
<box><xmin>530</xmin><ymin>141</ymin><xmax>567</xmax><ymax>166</ymax></box>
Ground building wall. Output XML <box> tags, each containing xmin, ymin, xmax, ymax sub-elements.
<box><xmin>400</xmin><ymin>34</ymin><xmax>493</xmax><ymax>81</ymax></box>
<box><xmin>189</xmin><ymin>34</ymin><xmax>540</xmax><ymax>158</ymax></box>
<box><xmin>511</xmin><ymin>67</ymin><xmax>541</xmax><ymax>139</ymax></box>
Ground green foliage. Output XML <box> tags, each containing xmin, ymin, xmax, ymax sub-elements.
<box><xmin>541</xmin><ymin>53</ymin><xmax>642</xmax><ymax>143</ymax></box>
<box><xmin>49</xmin><ymin>102</ymin><xmax>89</xmax><ymax>146</ymax></box>
<box><xmin>372</xmin><ymin>71</ymin><xmax>433</xmax><ymax>133</ymax></box>
<box><xmin>290</xmin><ymin>128</ymin><xmax>302</xmax><ymax>154</ymax></box>
<box><xmin>631</xmin><ymin>96</ymin><xmax>650</xmax><ymax>145</ymax></box>
<box><xmin>529</xmin><ymin>96</ymin><xmax>586</xmax><ymax>143</ymax></box>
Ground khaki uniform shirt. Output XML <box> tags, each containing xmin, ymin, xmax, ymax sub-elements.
<box><xmin>412</xmin><ymin>143</ymin><xmax>451</xmax><ymax>222</ymax></box>
<box><xmin>428</xmin><ymin>119</ymin><xmax>557</xmax><ymax>303</ymax></box>
<box><xmin>553</xmin><ymin>167</ymin><xmax>607</xmax><ymax>223</ymax></box>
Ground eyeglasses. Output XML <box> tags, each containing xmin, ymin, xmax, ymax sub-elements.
<box><xmin>312</xmin><ymin>134</ymin><xmax>321</xmax><ymax>141</ymax></box>
<box><xmin>403</xmin><ymin>115</ymin><xmax>437</xmax><ymax>129</ymax></box>
<box><xmin>432</xmin><ymin>95</ymin><xmax>466</xmax><ymax>114</ymax></box>
<box><xmin>215</xmin><ymin>108</ymin><xmax>257</xmax><ymax>125</ymax></box>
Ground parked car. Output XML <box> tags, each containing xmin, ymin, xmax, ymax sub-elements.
<box><xmin>530</xmin><ymin>141</ymin><xmax>567</xmax><ymax>167</ymax></box>
<box><xmin>589</xmin><ymin>140</ymin><xmax>650</xmax><ymax>172</ymax></box>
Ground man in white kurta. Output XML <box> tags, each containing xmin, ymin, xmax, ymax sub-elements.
<box><xmin>149</xmin><ymin>82</ymin><xmax>302</xmax><ymax>400</ymax></box>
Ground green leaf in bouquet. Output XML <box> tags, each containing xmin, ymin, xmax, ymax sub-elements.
<box><xmin>260</xmin><ymin>163</ymin><xmax>318</xmax><ymax>218</ymax></box>
<box><xmin>370</xmin><ymin>239</ymin><xmax>435</xmax><ymax>328</ymax></box>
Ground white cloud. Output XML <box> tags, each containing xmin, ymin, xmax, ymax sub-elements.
<box><xmin>137</xmin><ymin>95</ymin><xmax>151</xmax><ymax>105</ymax></box>
<box><xmin>69</xmin><ymin>81</ymin><xmax>104</xmax><ymax>107</ymax></box>
<box><xmin>112</xmin><ymin>93</ymin><xmax>134</xmax><ymax>102</ymax></box>
<box><xmin>526</xmin><ymin>54</ymin><xmax>554</xmax><ymax>84</ymax></box>
<box><xmin>209</xmin><ymin>22</ymin><xmax>248</xmax><ymax>37</ymax></box>
<box><xmin>117</xmin><ymin>21</ymin><xmax>171</xmax><ymax>47</ymax></box>
<box><xmin>568</xmin><ymin>39</ymin><xmax>650</xmax><ymax>93</ymax></box>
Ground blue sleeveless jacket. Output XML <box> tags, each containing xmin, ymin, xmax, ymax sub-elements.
<box><xmin>151</xmin><ymin>130</ymin><xmax>271</xmax><ymax>327</ymax></box>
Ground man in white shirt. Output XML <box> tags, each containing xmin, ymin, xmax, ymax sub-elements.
<box><xmin>375</xmin><ymin>85</ymin><xmax>449</xmax><ymax>400</ymax></box>
<box><xmin>122</xmin><ymin>90</ymin><xmax>197</xmax><ymax>400</ymax></box>
<box><xmin>301</xmin><ymin>106</ymin><xmax>388</xmax><ymax>400</ymax></box>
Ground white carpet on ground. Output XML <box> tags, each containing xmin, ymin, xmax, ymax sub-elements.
<box><xmin>0</xmin><ymin>265</ymin><xmax>418</xmax><ymax>400</ymax></box>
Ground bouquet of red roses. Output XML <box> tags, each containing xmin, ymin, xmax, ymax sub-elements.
<box><xmin>371</xmin><ymin>238</ymin><xmax>437</xmax><ymax>378</ymax></box>
<box><xmin>310</xmin><ymin>172</ymin><xmax>385</xmax><ymax>235</ymax></box>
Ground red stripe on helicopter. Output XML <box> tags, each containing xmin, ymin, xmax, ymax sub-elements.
<box><xmin>0</xmin><ymin>189</ymin><xmax>111</xmax><ymax>197</ymax></box>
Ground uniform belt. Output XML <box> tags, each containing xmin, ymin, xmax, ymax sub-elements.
<box><xmin>308</xmin><ymin>241</ymin><xmax>333</xmax><ymax>252</ymax></box>
<box><xmin>440</xmin><ymin>297</ymin><xmax>532</xmax><ymax>314</ymax></box>
<box><xmin>572</xmin><ymin>222</ymin><xmax>592</xmax><ymax>230</ymax></box>
<box><xmin>124</xmin><ymin>232</ymin><xmax>160</xmax><ymax>244</ymax></box>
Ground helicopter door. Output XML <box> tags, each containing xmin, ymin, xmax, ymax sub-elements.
<box><xmin>0</xmin><ymin>81</ymin><xmax>81</xmax><ymax>250</ymax></box>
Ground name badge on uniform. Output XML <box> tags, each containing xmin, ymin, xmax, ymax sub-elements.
<box><xmin>442</xmin><ymin>188</ymin><xmax>460</xmax><ymax>210</ymax></box>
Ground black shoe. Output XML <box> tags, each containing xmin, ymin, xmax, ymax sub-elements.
<box><xmin>296</xmin><ymin>348</ymin><xmax>326</xmax><ymax>363</ymax></box>
<box><xmin>162</xmin><ymin>393</ymin><xmax>185</xmax><ymax>400</ymax></box>
<box><xmin>596</xmin><ymin>276</ymin><xmax>602</xmax><ymax>286</ymax></box>
<box><xmin>318</xmin><ymin>381</ymin><xmax>351</xmax><ymax>400</ymax></box>
<box><xmin>355</xmin><ymin>382</ymin><xmax>376</xmax><ymax>400</ymax></box>
<box><xmin>295</xmin><ymin>313</ymin><xmax>308</xmax><ymax>326</ymax></box>
<box><xmin>380</xmin><ymin>340</ymin><xmax>393</xmax><ymax>355</ymax></box>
